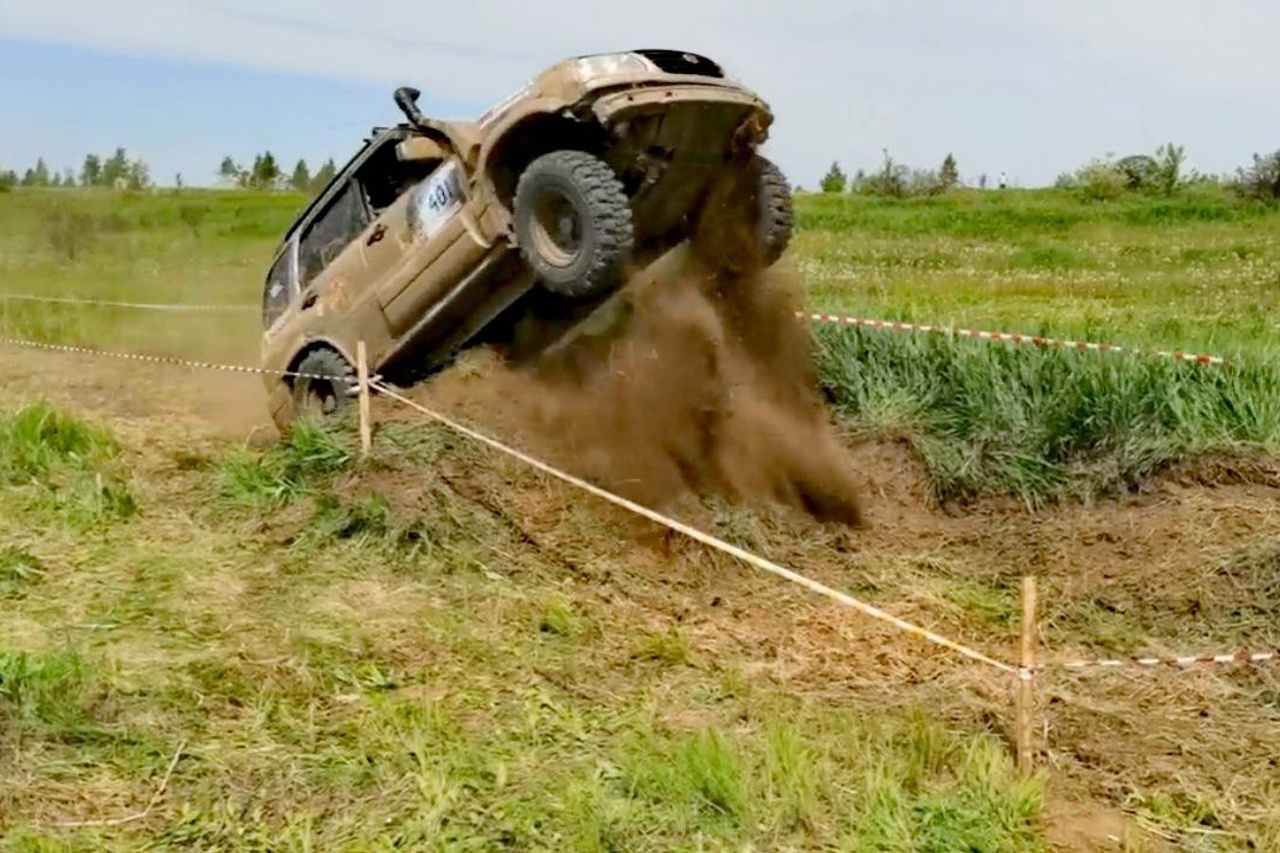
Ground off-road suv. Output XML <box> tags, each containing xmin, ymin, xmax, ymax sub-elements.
<box><xmin>260</xmin><ymin>49</ymin><xmax>794</xmax><ymax>429</ymax></box>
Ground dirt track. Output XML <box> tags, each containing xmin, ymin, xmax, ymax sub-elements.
<box><xmin>4</xmin><ymin>342</ymin><xmax>1279</xmax><ymax>850</ymax></box>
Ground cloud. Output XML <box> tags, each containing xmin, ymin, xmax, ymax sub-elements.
<box><xmin>1</xmin><ymin>0</ymin><xmax>1275</xmax><ymax>184</ymax></box>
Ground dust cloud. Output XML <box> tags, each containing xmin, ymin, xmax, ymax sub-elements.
<box><xmin>428</xmin><ymin>248</ymin><xmax>863</xmax><ymax>527</ymax></box>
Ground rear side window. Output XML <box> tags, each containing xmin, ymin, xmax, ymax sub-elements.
<box><xmin>297</xmin><ymin>181</ymin><xmax>369</xmax><ymax>288</ymax></box>
<box><xmin>263</xmin><ymin>247</ymin><xmax>293</xmax><ymax>328</ymax></box>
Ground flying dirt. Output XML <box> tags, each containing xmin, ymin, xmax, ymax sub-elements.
<box><xmin>424</xmin><ymin>245</ymin><xmax>865</xmax><ymax>527</ymax></box>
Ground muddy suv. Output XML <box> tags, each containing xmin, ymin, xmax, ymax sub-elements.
<box><xmin>260</xmin><ymin>49</ymin><xmax>794</xmax><ymax>429</ymax></box>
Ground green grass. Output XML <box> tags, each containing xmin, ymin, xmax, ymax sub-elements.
<box><xmin>0</xmin><ymin>189</ymin><xmax>302</xmax><ymax>364</ymax></box>
<box><xmin>796</xmin><ymin>187</ymin><xmax>1280</xmax><ymax>363</ymax></box>
<box><xmin>4</xmin><ymin>186</ymin><xmax>1280</xmax><ymax>504</ymax></box>
<box><xmin>0</xmin><ymin>401</ymin><xmax>1046</xmax><ymax>851</ymax></box>
<box><xmin>214</xmin><ymin>419</ymin><xmax>354</xmax><ymax>509</ymax></box>
<box><xmin>816</xmin><ymin>325</ymin><xmax>1280</xmax><ymax>506</ymax></box>
<box><xmin>0</xmin><ymin>403</ymin><xmax>135</xmax><ymax>525</ymax></box>
<box><xmin>4</xmin><ymin>187</ymin><xmax>1280</xmax><ymax>847</ymax></box>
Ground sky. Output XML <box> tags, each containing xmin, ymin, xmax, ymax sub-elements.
<box><xmin>1</xmin><ymin>0</ymin><xmax>1278</xmax><ymax>188</ymax></box>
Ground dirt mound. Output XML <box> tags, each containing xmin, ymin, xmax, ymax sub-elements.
<box><xmin>425</xmin><ymin>248</ymin><xmax>863</xmax><ymax>526</ymax></box>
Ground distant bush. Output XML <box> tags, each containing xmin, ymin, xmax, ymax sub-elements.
<box><xmin>939</xmin><ymin>153</ymin><xmax>959</xmax><ymax>191</ymax></box>
<box><xmin>1152</xmin><ymin>143</ymin><xmax>1187</xmax><ymax>197</ymax></box>
<box><xmin>819</xmin><ymin>161</ymin><xmax>847</xmax><ymax>194</ymax></box>
<box><xmin>1117</xmin><ymin>155</ymin><xmax>1158</xmax><ymax>191</ymax></box>
<box><xmin>1071</xmin><ymin>144</ymin><xmax>1187</xmax><ymax>199</ymax></box>
<box><xmin>1233</xmin><ymin>150</ymin><xmax>1280</xmax><ymax>204</ymax></box>
<box><xmin>850</xmin><ymin>151</ymin><xmax>957</xmax><ymax>198</ymax></box>
<box><xmin>1074</xmin><ymin>156</ymin><xmax>1128</xmax><ymax>202</ymax></box>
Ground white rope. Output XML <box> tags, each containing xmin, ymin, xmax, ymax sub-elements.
<box><xmin>371</xmin><ymin>380</ymin><xmax>1017</xmax><ymax>674</ymax></box>
<box><xmin>1053</xmin><ymin>649</ymin><xmax>1278</xmax><ymax>671</ymax></box>
<box><xmin>0</xmin><ymin>336</ymin><xmax>346</xmax><ymax>382</ymax></box>
<box><xmin>0</xmin><ymin>293</ymin><xmax>255</xmax><ymax>312</ymax></box>
<box><xmin>803</xmin><ymin>311</ymin><xmax>1228</xmax><ymax>366</ymax></box>
<box><xmin>9</xmin><ymin>332</ymin><xmax>1273</xmax><ymax>682</ymax></box>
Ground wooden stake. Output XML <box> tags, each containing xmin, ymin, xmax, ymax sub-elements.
<box><xmin>1016</xmin><ymin>575</ymin><xmax>1038</xmax><ymax>775</ymax></box>
<box><xmin>356</xmin><ymin>340</ymin><xmax>372</xmax><ymax>456</ymax></box>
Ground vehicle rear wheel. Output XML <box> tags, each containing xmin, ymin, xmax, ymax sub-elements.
<box><xmin>290</xmin><ymin>348</ymin><xmax>356</xmax><ymax>422</ymax></box>
<box><xmin>693</xmin><ymin>154</ymin><xmax>794</xmax><ymax>272</ymax></box>
<box><xmin>514</xmin><ymin>150</ymin><xmax>634</xmax><ymax>299</ymax></box>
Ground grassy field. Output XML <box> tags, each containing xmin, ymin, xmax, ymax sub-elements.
<box><xmin>2</xmin><ymin>186</ymin><xmax>1280</xmax><ymax>849</ymax></box>
<box><xmin>4</xmin><ymin>187</ymin><xmax>1280</xmax><ymax>505</ymax></box>
<box><xmin>797</xmin><ymin>188</ymin><xmax>1280</xmax><ymax>360</ymax></box>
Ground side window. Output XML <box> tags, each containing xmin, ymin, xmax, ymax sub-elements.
<box><xmin>297</xmin><ymin>181</ymin><xmax>370</xmax><ymax>288</ymax></box>
<box><xmin>263</xmin><ymin>246</ymin><xmax>293</xmax><ymax>327</ymax></box>
<box><xmin>358</xmin><ymin>152</ymin><xmax>441</xmax><ymax>214</ymax></box>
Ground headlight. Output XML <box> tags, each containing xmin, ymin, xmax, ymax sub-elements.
<box><xmin>573</xmin><ymin>53</ymin><xmax>652</xmax><ymax>84</ymax></box>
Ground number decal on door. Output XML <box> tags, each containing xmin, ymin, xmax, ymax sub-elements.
<box><xmin>409</xmin><ymin>160</ymin><xmax>464</xmax><ymax>239</ymax></box>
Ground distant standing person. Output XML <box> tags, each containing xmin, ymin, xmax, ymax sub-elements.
<box><xmin>999</xmin><ymin>171</ymin><xmax>1007</xmax><ymax>190</ymax></box>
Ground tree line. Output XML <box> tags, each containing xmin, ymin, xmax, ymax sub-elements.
<box><xmin>817</xmin><ymin>145</ymin><xmax>1280</xmax><ymax>203</ymax></box>
<box><xmin>217</xmin><ymin>153</ymin><xmax>337</xmax><ymax>192</ymax></box>
<box><xmin>0</xmin><ymin>149</ymin><xmax>339</xmax><ymax>193</ymax></box>
<box><xmin>0</xmin><ymin>148</ymin><xmax>150</xmax><ymax>191</ymax></box>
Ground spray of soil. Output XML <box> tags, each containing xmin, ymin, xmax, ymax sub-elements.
<box><xmin>427</xmin><ymin>247</ymin><xmax>863</xmax><ymax>527</ymax></box>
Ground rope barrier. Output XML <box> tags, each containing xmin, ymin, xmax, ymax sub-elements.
<box><xmin>802</xmin><ymin>311</ymin><xmax>1228</xmax><ymax>366</ymax></box>
<box><xmin>1</xmin><ymin>291</ymin><xmax>1231</xmax><ymax>367</ymax></box>
<box><xmin>370</xmin><ymin>380</ymin><xmax>1017</xmax><ymax>675</ymax></box>
<box><xmin>0</xmin><ymin>293</ymin><xmax>256</xmax><ymax>312</ymax></box>
<box><xmin>0</xmin><ymin>336</ymin><xmax>344</xmax><ymax>382</ymax></box>
<box><xmin>1050</xmin><ymin>649</ymin><xmax>1278</xmax><ymax>671</ymax></box>
<box><xmin>7</xmin><ymin>332</ymin><xmax>1275</xmax><ymax>685</ymax></box>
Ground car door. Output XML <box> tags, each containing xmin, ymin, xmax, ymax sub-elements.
<box><xmin>373</xmin><ymin>156</ymin><xmax>489</xmax><ymax>336</ymax></box>
<box><xmin>294</xmin><ymin>178</ymin><xmax>373</xmax><ymax>330</ymax></box>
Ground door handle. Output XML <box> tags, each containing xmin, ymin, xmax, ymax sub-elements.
<box><xmin>367</xmin><ymin>223</ymin><xmax>387</xmax><ymax>246</ymax></box>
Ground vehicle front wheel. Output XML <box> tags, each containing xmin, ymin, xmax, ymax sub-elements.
<box><xmin>289</xmin><ymin>348</ymin><xmax>357</xmax><ymax>424</ymax></box>
<box><xmin>514</xmin><ymin>150</ymin><xmax>634</xmax><ymax>300</ymax></box>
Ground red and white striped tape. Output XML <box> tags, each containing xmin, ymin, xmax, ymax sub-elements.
<box><xmin>802</xmin><ymin>312</ymin><xmax>1228</xmax><ymax>366</ymax></box>
<box><xmin>2</xmin><ymin>292</ymin><xmax>1230</xmax><ymax>368</ymax></box>
<box><xmin>0</xmin><ymin>336</ymin><xmax>344</xmax><ymax>382</ymax></box>
<box><xmin>1051</xmin><ymin>648</ymin><xmax>1278</xmax><ymax>671</ymax></box>
<box><xmin>0</xmin><ymin>293</ymin><xmax>256</xmax><ymax>312</ymax></box>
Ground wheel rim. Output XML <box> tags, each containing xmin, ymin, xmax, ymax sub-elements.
<box><xmin>529</xmin><ymin>189</ymin><xmax>582</xmax><ymax>268</ymax></box>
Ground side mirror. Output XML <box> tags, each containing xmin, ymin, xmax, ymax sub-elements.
<box><xmin>395</xmin><ymin>87</ymin><xmax>428</xmax><ymax>128</ymax></box>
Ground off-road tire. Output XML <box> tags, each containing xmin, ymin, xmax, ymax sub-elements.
<box><xmin>514</xmin><ymin>150</ymin><xmax>634</xmax><ymax>300</ymax></box>
<box><xmin>755</xmin><ymin>156</ymin><xmax>794</xmax><ymax>266</ymax></box>
<box><xmin>290</xmin><ymin>348</ymin><xmax>356</xmax><ymax>424</ymax></box>
<box><xmin>693</xmin><ymin>154</ymin><xmax>794</xmax><ymax>272</ymax></box>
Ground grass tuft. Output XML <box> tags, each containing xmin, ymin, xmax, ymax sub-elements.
<box><xmin>816</xmin><ymin>326</ymin><xmax>1280</xmax><ymax>506</ymax></box>
<box><xmin>0</xmin><ymin>545</ymin><xmax>44</xmax><ymax>598</ymax></box>
<box><xmin>0</xmin><ymin>648</ymin><xmax>99</xmax><ymax>737</ymax></box>
<box><xmin>214</xmin><ymin>419</ymin><xmax>353</xmax><ymax>509</ymax></box>
<box><xmin>0</xmin><ymin>403</ymin><xmax>134</xmax><ymax>524</ymax></box>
